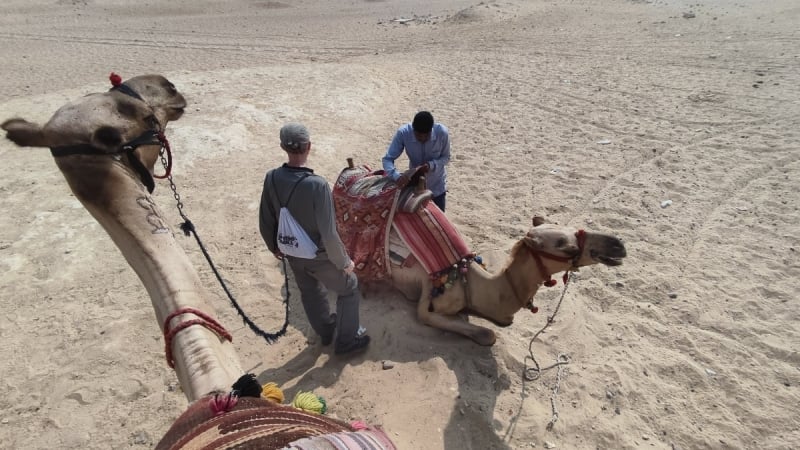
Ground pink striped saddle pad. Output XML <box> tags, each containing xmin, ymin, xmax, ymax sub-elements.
<box><xmin>392</xmin><ymin>202</ymin><xmax>472</xmax><ymax>275</ymax></box>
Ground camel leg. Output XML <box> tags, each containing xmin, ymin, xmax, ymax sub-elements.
<box><xmin>416</xmin><ymin>295</ymin><xmax>496</xmax><ymax>346</ymax></box>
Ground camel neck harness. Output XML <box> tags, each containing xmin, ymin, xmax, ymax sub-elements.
<box><xmin>505</xmin><ymin>229</ymin><xmax>587</xmax><ymax>313</ymax></box>
<box><xmin>49</xmin><ymin>129</ymin><xmax>170</xmax><ymax>194</ymax></box>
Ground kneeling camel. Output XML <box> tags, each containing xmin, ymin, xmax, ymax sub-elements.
<box><xmin>390</xmin><ymin>216</ymin><xmax>627</xmax><ymax>346</ymax></box>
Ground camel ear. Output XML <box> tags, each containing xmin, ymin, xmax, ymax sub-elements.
<box><xmin>2</xmin><ymin>118</ymin><xmax>48</xmax><ymax>147</ymax></box>
<box><xmin>532</xmin><ymin>216</ymin><xmax>546</xmax><ymax>227</ymax></box>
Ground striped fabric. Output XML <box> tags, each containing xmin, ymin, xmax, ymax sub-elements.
<box><xmin>284</xmin><ymin>427</ymin><xmax>396</xmax><ymax>449</ymax></box>
<box><xmin>392</xmin><ymin>202</ymin><xmax>472</xmax><ymax>275</ymax></box>
<box><xmin>156</xmin><ymin>396</ymin><xmax>397</xmax><ymax>450</ymax></box>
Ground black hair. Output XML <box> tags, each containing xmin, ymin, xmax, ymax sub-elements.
<box><xmin>412</xmin><ymin>111</ymin><xmax>434</xmax><ymax>133</ymax></box>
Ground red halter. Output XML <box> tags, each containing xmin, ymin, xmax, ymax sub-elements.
<box><xmin>527</xmin><ymin>229</ymin><xmax>587</xmax><ymax>287</ymax></box>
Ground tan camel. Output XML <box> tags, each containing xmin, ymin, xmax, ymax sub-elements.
<box><xmin>389</xmin><ymin>216</ymin><xmax>627</xmax><ymax>346</ymax></box>
<box><xmin>2</xmin><ymin>75</ymin><xmax>395</xmax><ymax>449</ymax></box>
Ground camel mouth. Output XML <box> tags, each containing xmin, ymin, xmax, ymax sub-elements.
<box><xmin>590</xmin><ymin>243</ymin><xmax>626</xmax><ymax>266</ymax></box>
<box><xmin>598</xmin><ymin>255</ymin><xmax>624</xmax><ymax>266</ymax></box>
<box><xmin>170</xmin><ymin>106</ymin><xmax>186</xmax><ymax>118</ymax></box>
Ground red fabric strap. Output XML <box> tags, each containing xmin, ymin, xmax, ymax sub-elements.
<box><xmin>163</xmin><ymin>307</ymin><xmax>232</xmax><ymax>369</ymax></box>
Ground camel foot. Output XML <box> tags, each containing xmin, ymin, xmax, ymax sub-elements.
<box><xmin>471</xmin><ymin>328</ymin><xmax>496</xmax><ymax>346</ymax></box>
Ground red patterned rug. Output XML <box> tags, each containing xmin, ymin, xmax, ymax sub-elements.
<box><xmin>333</xmin><ymin>165</ymin><xmax>398</xmax><ymax>282</ymax></box>
<box><xmin>333</xmin><ymin>165</ymin><xmax>472</xmax><ymax>282</ymax></box>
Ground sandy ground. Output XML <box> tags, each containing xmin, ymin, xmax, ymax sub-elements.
<box><xmin>1</xmin><ymin>0</ymin><xmax>799</xmax><ymax>449</ymax></box>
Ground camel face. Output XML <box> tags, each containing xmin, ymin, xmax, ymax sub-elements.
<box><xmin>122</xmin><ymin>74</ymin><xmax>187</xmax><ymax>123</ymax></box>
<box><xmin>2</xmin><ymin>73</ymin><xmax>187</xmax><ymax>204</ymax></box>
<box><xmin>3</xmin><ymin>95</ymin><xmax>162</xmax><ymax>151</ymax></box>
<box><xmin>2</xmin><ymin>74</ymin><xmax>185</xmax><ymax>152</ymax></box>
<box><xmin>525</xmin><ymin>223</ymin><xmax>627</xmax><ymax>269</ymax></box>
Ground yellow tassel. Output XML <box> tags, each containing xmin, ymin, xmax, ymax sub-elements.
<box><xmin>261</xmin><ymin>382</ymin><xmax>284</xmax><ymax>404</ymax></box>
<box><xmin>291</xmin><ymin>391</ymin><xmax>327</xmax><ymax>414</ymax></box>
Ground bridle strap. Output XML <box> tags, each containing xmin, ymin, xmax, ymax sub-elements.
<box><xmin>525</xmin><ymin>229</ymin><xmax>587</xmax><ymax>288</ymax></box>
<box><xmin>110</xmin><ymin>83</ymin><xmax>144</xmax><ymax>101</ymax></box>
<box><xmin>49</xmin><ymin>129</ymin><xmax>162</xmax><ymax>193</ymax></box>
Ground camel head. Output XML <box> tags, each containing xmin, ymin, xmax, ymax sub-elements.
<box><xmin>2</xmin><ymin>73</ymin><xmax>186</xmax><ymax>194</ymax></box>
<box><xmin>472</xmin><ymin>216</ymin><xmax>626</xmax><ymax>330</ymax></box>
<box><xmin>2</xmin><ymin>73</ymin><xmax>185</xmax><ymax>150</ymax></box>
<box><xmin>118</xmin><ymin>74</ymin><xmax>187</xmax><ymax>124</ymax></box>
<box><xmin>523</xmin><ymin>215</ymin><xmax>627</xmax><ymax>270</ymax></box>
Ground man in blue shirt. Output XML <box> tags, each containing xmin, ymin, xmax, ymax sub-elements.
<box><xmin>382</xmin><ymin>111</ymin><xmax>451</xmax><ymax>212</ymax></box>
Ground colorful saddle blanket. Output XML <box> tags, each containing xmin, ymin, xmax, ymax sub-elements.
<box><xmin>333</xmin><ymin>165</ymin><xmax>471</xmax><ymax>281</ymax></box>
<box><xmin>156</xmin><ymin>396</ymin><xmax>395</xmax><ymax>450</ymax></box>
<box><xmin>333</xmin><ymin>166</ymin><xmax>398</xmax><ymax>282</ymax></box>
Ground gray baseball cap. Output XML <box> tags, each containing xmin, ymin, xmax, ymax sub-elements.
<box><xmin>280</xmin><ymin>123</ymin><xmax>310</xmax><ymax>153</ymax></box>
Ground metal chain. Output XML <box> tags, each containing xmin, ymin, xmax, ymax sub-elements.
<box><xmin>159</xmin><ymin>149</ymin><xmax>188</xmax><ymax>223</ymax></box>
<box><xmin>156</xmin><ymin>147</ymin><xmax>290</xmax><ymax>344</ymax></box>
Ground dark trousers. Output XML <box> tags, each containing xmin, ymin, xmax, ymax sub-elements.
<box><xmin>432</xmin><ymin>192</ymin><xmax>446</xmax><ymax>212</ymax></box>
<box><xmin>286</xmin><ymin>257</ymin><xmax>361</xmax><ymax>346</ymax></box>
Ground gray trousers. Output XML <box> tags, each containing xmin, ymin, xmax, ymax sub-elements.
<box><xmin>286</xmin><ymin>257</ymin><xmax>361</xmax><ymax>346</ymax></box>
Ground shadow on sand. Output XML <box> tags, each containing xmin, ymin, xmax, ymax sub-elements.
<box><xmin>254</xmin><ymin>278</ymin><xmax>514</xmax><ymax>450</ymax></box>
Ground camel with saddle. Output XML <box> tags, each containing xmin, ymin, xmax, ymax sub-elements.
<box><xmin>333</xmin><ymin>161</ymin><xmax>627</xmax><ymax>347</ymax></box>
<box><xmin>2</xmin><ymin>74</ymin><xmax>395</xmax><ymax>449</ymax></box>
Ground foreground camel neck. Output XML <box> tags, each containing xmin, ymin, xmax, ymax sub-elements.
<box><xmin>58</xmin><ymin>156</ymin><xmax>242</xmax><ymax>401</ymax></box>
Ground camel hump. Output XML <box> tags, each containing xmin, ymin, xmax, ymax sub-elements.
<box><xmin>1</xmin><ymin>118</ymin><xmax>49</xmax><ymax>148</ymax></box>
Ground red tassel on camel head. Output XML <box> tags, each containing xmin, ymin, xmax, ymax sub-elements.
<box><xmin>109</xmin><ymin>72</ymin><xmax>123</xmax><ymax>87</ymax></box>
<box><xmin>543</xmin><ymin>278</ymin><xmax>557</xmax><ymax>287</ymax></box>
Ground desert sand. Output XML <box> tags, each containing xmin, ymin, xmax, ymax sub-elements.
<box><xmin>1</xmin><ymin>0</ymin><xmax>798</xmax><ymax>449</ymax></box>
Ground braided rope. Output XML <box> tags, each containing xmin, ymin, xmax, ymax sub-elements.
<box><xmin>522</xmin><ymin>271</ymin><xmax>575</xmax><ymax>431</ymax></box>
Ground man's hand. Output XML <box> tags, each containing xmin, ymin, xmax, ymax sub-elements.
<box><xmin>272</xmin><ymin>250</ymin><xmax>284</xmax><ymax>260</ymax></box>
<box><xmin>419</xmin><ymin>162</ymin><xmax>430</xmax><ymax>173</ymax></box>
<box><xmin>343</xmin><ymin>260</ymin><xmax>355</xmax><ymax>274</ymax></box>
<box><xmin>397</xmin><ymin>167</ymin><xmax>418</xmax><ymax>188</ymax></box>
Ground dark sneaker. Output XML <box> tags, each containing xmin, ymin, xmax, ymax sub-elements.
<box><xmin>334</xmin><ymin>335</ymin><xmax>371</xmax><ymax>355</ymax></box>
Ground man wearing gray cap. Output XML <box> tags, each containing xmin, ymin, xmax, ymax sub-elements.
<box><xmin>259</xmin><ymin>123</ymin><xmax>370</xmax><ymax>355</ymax></box>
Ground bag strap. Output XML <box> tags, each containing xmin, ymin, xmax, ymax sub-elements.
<box><xmin>271</xmin><ymin>172</ymin><xmax>311</xmax><ymax>208</ymax></box>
